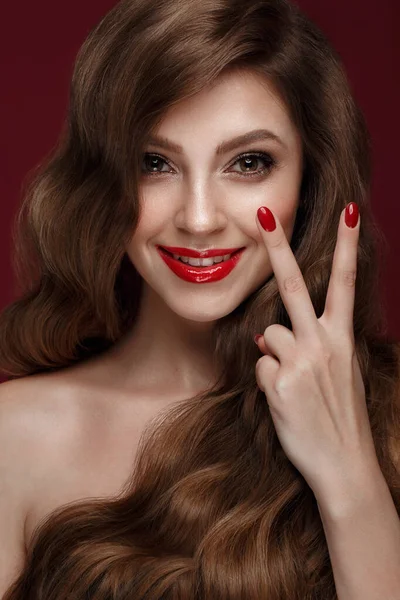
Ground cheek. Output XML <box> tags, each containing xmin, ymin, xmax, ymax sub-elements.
<box><xmin>128</xmin><ymin>198</ymin><xmax>168</xmax><ymax>248</ymax></box>
<box><xmin>133</xmin><ymin>170</ymin><xmax>301</xmax><ymax>239</ymax></box>
<box><xmin>279</xmin><ymin>200</ymin><xmax>299</xmax><ymax>238</ymax></box>
<box><xmin>247</xmin><ymin>163</ymin><xmax>301</xmax><ymax>214</ymax></box>
<box><xmin>257</xmin><ymin>190</ymin><xmax>299</xmax><ymax>240</ymax></box>
<box><xmin>267</xmin><ymin>173</ymin><xmax>301</xmax><ymax>236</ymax></box>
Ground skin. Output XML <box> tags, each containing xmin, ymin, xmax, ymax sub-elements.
<box><xmin>252</xmin><ymin>203</ymin><xmax>380</xmax><ymax>504</ymax></box>
<box><xmin>7</xmin><ymin>71</ymin><xmax>399</xmax><ymax>595</ymax></box>
<box><xmin>1</xmin><ymin>69</ymin><xmax>306</xmax><ymax>560</ymax></box>
<box><xmin>102</xmin><ymin>67</ymin><xmax>304</xmax><ymax>398</ymax></box>
<box><xmin>4</xmin><ymin>68</ymin><xmax>399</xmax><ymax>597</ymax></box>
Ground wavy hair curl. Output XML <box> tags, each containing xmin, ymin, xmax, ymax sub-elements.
<box><xmin>2</xmin><ymin>0</ymin><xmax>400</xmax><ymax>598</ymax></box>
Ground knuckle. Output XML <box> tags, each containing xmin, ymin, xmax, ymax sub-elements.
<box><xmin>256</xmin><ymin>355</ymin><xmax>272</xmax><ymax>374</ymax></box>
<box><xmin>268</xmin><ymin>235</ymin><xmax>286</xmax><ymax>249</ymax></box>
<box><xmin>339</xmin><ymin>268</ymin><xmax>357</xmax><ymax>287</ymax></box>
<box><xmin>263</xmin><ymin>323</ymin><xmax>286</xmax><ymax>337</ymax></box>
<box><xmin>291</xmin><ymin>347</ymin><xmax>320</xmax><ymax>374</ymax></box>
<box><xmin>297</xmin><ymin>357</ymin><xmax>315</xmax><ymax>375</ymax></box>
<box><xmin>274</xmin><ymin>372</ymin><xmax>294</xmax><ymax>396</ymax></box>
<box><xmin>255</xmin><ymin>356</ymin><xmax>276</xmax><ymax>390</ymax></box>
<box><xmin>284</xmin><ymin>275</ymin><xmax>304</xmax><ymax>294</ymax></box>
<box><xmin>273</xmin><ymin>376</ymin><xmax>286</xmax><ymax>395</ymax></box>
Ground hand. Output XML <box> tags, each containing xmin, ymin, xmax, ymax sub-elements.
<box><xmin>254</xmin><ymin>203</ymin><xmax>380</xmax><ymax>502</ymax></box>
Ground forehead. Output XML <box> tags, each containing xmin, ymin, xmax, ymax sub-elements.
<box><xmin>152</xmin><ymin>68</ymin><xmax>300</xmax><ymax>151</ymax></box>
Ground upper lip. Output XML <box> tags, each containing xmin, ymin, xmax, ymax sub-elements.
<box><xmin>158</xmin><ymin>246</ymin><xmax>244</xmax><ymax>258</ymax></box>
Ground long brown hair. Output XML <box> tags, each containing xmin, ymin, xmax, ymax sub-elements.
<box><xmin>2</xmin><ymin>0</ymin><xmax>400</xmax><ymax>597</ymax></box>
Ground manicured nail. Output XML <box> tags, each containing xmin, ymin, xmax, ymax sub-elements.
<box><xmin>345</xmin><ymin>202</ymin><xmax>359</xmax><ymax>228</ymax></box>
<box><xmin>254</xmin><ymin>334</ymin><xmax>263</xmax><ymax>345</ymax></box>
<box><xmin>257</xmin><ymin>206</ymin><xmax>276</xmax><ymax>232</ymax></box>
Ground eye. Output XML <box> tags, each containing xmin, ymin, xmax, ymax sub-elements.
<box><xmin>141</xmin><ymin>151</ymin><xmax>277</xmax><ymax>177</ymax></box>
<box><xmin>229</xmin><ymin>152</ymin><xmax>276</xmax><ymax>177</ymax></box>
<box><xmin>141</xmin><ymin>153</ymin><xmax>172</xmax><ymax>174</ymax></box>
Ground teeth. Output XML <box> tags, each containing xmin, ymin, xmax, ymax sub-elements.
<box><xmin>172</xmin><ymin>253</ymin><xmax>232</xmax><ymax>266</ymax></box>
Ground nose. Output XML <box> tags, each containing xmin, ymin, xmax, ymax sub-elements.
<box><xmin>173</xmin><ymin>180</ymin><xmax>228</xmax><ymax>237</ymax></box>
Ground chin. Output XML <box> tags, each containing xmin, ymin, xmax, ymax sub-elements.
<box><xmin>163</xmin><ymin>296</ymin><xmax>242</xmax><ymax>323</ymax></box>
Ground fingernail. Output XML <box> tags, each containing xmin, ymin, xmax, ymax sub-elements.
<box><xmin>345</xmin><ymin>202</ymin><xmax>359</xmax><ymax>228</ymax></box>
<box><xmin>254</xmin><ymin>334</ymin><xmax>263</xmax><ymax>345</ymax></box>
<box><xmin>257</xmin><ymin>207</ymin><xmax>276</xmax><ymax>232</ymax></box>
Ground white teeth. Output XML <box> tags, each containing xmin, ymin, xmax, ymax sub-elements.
<box><xmin>172</xmin><ymin>253</ymin><xmax>232</xmax><ymax>266</ymax></box>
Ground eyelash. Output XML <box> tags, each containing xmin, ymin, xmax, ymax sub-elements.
<box><xmin>141</xmin><ymin>151</ymin><xmax>277</xmax><ymax>178</ymax></box>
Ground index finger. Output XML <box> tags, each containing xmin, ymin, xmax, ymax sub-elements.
<box><xmin>256</xmin><ymin>206</ymin><xmax>318</xmax><ymax>340</ymax></box>
<box><xmin>323</xmin><ymin>204</ymin><xmax>360</xmax><ymax>334</ymax></box>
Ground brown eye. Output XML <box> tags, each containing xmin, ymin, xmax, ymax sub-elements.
<box><xmin>142</xmin><ymin>154</ymin><xmax>171</xmax><ymax>174</ymax></box>
<box><xmin>230</xmin><ymin>152</ymin><xmax>276</xmax><ymax>177</ymax></box>
<box><xmin>238</xmin><ymin>156</ymin><xmax>259</xmax><ymax>172</ymax></box>
<box><xmin>141</xmin><ymin>151</ymin><xmax>277</xmax><ymax>178</ymax></box>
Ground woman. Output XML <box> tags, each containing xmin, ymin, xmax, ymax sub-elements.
<box><xmin>1</xmin><ymin>0</ymin><xmax>399</xmax><ymax>597</ymax></box>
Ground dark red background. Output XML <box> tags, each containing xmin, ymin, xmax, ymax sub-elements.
<box><xmin>1</xmin><ymin>0</ymin><xmax>399</xmax><ymax>355</ymax></box>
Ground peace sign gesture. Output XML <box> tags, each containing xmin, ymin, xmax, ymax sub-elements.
<box><xmin>254</xmin><ymin>203</ymin><xmax>380</xmax><ymax>505</ymax></box>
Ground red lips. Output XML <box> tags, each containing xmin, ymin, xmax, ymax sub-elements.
<box><xmin>157</xmin><ymin>246</ymin><xmax>246</xmax><ymax>283</ymax></box>
<box><xmin>159</xmin><ymin>246</ymin><xmax>243</xmax><ymax>259</ymax></box>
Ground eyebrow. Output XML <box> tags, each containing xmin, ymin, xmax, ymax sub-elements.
<box><xmin>145</xmin><ymin>128</ymin><xmax>288</xmax><ymax>155</ymax></box>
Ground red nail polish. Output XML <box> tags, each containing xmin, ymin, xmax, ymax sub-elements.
<box><xmin>345</xmin><ymin>202</ymin><xmax>359</xmax><ymax>228</ymax></box>
<box><xmin>257</xmin><ymin>207</ymin><xmax>276</xmax><ymax>232</ymax></box>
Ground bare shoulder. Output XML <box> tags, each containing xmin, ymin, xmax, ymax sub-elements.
<box><xmin>0</xmin><ymin>369</ymin><xmax>103</xmax><ymax>552</ymax></box>
<box><xmin>0</xmin><ymin>372</ymin><xmax>81</xmax><ymax>463</ymax></box>
<box><xmin>0</xmin><ymin>370</ymin><xmax>91</xmax><ymax>503</ymax></box>
<box><xmin>0</xmin><ymin>363</ymin><xmax>115</xmax><ymax>452</ymax></box>
<box><xmin>0</xmin><ymin>358</ymin><xmax>170</xmax><ymax>569</ymax></box>
<box><xmin>0</xmin><ymin>361</ymin><xmax>152</xmax><ymax>552</ymax></box>
<box><xmin>0</xmin><ymin>373</ymin><xmax>81</xmax><ymax>518</ymax></box>
<box><xmin>0</xmin><ymin>372</ymin><xmax>82</xmax><ymax>595</ymax></box>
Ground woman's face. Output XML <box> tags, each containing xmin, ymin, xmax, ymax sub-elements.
<box><xmin>126</xmin><ymin>68</ymin><xmax>304</xmax><ymax>323</ymax></box>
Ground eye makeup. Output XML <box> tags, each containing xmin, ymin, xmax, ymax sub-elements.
<box><xmin>141</xmin><ymin>150</ymin><xmax>278</xmax><ymax>179</ymax></box>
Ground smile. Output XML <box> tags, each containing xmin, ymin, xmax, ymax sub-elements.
<box><xmin>156</xmin><ymin>246</ymin><xmax>245</xmax><ymax>284</ymax></box>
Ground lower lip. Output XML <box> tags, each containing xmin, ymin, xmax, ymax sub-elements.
<box><xmin>157</xmin><ymin>247</ymin><xmax>245</xmax><ymax>283</ymax></box>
